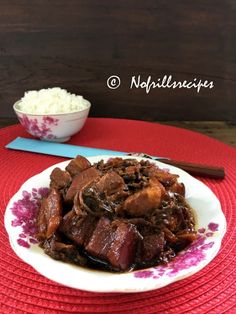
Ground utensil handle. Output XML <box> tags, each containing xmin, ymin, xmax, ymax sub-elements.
<box><xmin>157</xmin><ymin>159</ymin><xmax>225</xmax><ymax>179</ymax></box>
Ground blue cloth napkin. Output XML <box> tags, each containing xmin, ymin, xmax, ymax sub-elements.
<box><xmin>6</xmin><ymin>137</ymin><xmax>127</xmax><ymax>158</ymax></box>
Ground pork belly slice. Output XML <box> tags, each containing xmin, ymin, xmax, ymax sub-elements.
<box><xmin>36</xmin><ymin>188</ymin><xmax>62</xmax><ymax>240</ymax></box>
<box><xmin>50</xmin><ymin>167</ymin><xmax>71</xmax><ymax>190</ymax></box>
<box><xmin>95</xmin><ymin>171</ymin><xmax>125</xmax><ymax>196</ymax></box>
<box><xmin>86</xmin><ymin>218</ymin><xmax>140</xmax><ymax>271</ymax></box>
<box><xmin>60</xmin><ymin>210</ymin><xmax>98</xmax><ymax>246</ymax></box>
<box><xmin>85</xmin><ymin>217</ymin><xmax>115</xmax><ymax>260</ymax></box>
<box><xmin>65</xmin><ymin>167</ymin><xmax>100</xmax><ymax>202</ymax></box>
<box><xmin>120</xmin><ymin>179</ymin><xmax>166</xmax><ymax>217</ymax></box>
<box><xmin>65</xmin><ymin>155</ymin><xmax>91</xmax><ymax>177</ymax></box>
<box><xmin>107</xmin><ymin>221</ymin><xmax>139</xmax><ymax>270</ymax></box>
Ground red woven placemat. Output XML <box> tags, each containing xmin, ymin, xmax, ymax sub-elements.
<box><xmin>0</xmin><ymin>118</ymin><xmax>236</xmax><ymax>314</ymax></box>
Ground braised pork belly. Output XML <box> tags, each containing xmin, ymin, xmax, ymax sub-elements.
<box><xmin>36</xmin><ymin>156</ymin><xmax>196</xmax><ymax>272</ymax></box>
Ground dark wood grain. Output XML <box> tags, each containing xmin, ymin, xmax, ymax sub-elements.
<box><xmin>161</xmin><ymin>121</ymin><xmax>236</xmax><ymax>147</ymax></box>
<box><xmin>0</xmin><ymin>1</ymin><xmax>235</xmax><ymax>121</ymax></box>
<box><xmin>157</xmin><ymin>158</ymin><xmax>225</xmax><ymax>179</ymax></box>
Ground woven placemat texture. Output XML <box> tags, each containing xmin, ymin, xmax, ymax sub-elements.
<box><xmin>0</xmin><ymin>118</ymin><xmax>236</xmax><ymax>314</ymax></box>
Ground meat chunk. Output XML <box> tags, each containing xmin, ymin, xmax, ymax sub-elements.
<box><xmin>36</xmin><ymin>188</ymin><xmax>62</xmax><ymax>240</ymax></box>
<box><xmin>60</xmin><ymin>210</ymin><xmax>98</xmax><ymax>246</ymax></box>
<box><xmin>95</xmin><ymin>171</ymin><xmax>125</xmax><ymax>196</ymax></box>
<box><xmin>121</xmin><ymin>180</ymin><xmax>165</xmax><ymax>217</ymax></box>
<box><xmin>139</xmin><ymin>232</ymin><xmax>165</xmax><ymax>262</ymax></box>
<box><xmin>143</xmin><ymin>165</ymin><xmax>179</xmax><ymax>187</ymax></box>
<box><xmin>101</xmin><ymin>157</ymin><xmax>124</xmax><ymax>169</ymax></box>
<box><xmin>65</xmin><ymin>167</ymin><xmax>100</xmax><ymax>202</ymax></box>
<box><xmin>107</xmin><ymin>222</ymin><xmax>139</xmax><ymax>270</ymax></box>
<box><xmin>66</xmin><ymin>155</ymin><xmax>91</xmax><ymax>177</ymax></box>
<box><xmin>86</xmin><ymin>218</ymin><xmax>140</xmax><ymax>271</ymax></box>
<box><xmin>85</xmin><ymin>217</ymin><xmax>115</xmax><ymax>260</ymax></box>
<box><xmin>50</xmin><ymin>167</ymin><xmax>71</xmax><ymax>190</ymax></box>
<box><xmin>43</xmin><ymin>233</ymin><xmax>86</xmax><ymax>266</ymax></box>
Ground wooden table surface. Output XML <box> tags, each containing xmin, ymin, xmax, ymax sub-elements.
<box><xmin>1</xmin><ymin>118</ymin><xmax>235</xmax><ymax>148</ymax></box>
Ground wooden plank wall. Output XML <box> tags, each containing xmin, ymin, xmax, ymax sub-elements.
<box><xmin>0</xmin><ymin>0</ymin><xmax>235</xmax><ymax>122</ymax></box>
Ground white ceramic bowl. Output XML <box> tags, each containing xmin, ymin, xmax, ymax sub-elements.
<box><xmin>13</xmin><ymin>99</ymin><xmax>91</xmax><ymax>142</ymax></box>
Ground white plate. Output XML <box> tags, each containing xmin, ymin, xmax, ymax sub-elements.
<box><xmin>4</xmin><ymin>155</ymin><xmax>226</xmax><ymax>293</ymax></box>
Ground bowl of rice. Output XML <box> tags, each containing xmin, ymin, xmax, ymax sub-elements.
<box><xmin>13</xmin><ymin>87</ymin><xmax>91</xmax><ymax>142</ymax></box>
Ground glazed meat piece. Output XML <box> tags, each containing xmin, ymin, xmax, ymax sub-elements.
<box><xmin>50</xmin><ymin>167</ymin><xmax>71</xmax><ymax>190</ymax></box>
<box><xmin>143</xmin><ymin>164</ymin><xmax>179</xmax><ymax>187</ymax></box>
<box><xmin>86</xmin><ymin>218</ymin><xmax>140</xmax><ymax>271</ymax></box>
<box><xmin>121</xmin><ymin>187</ymin><xmax>161</xmax><ymax>217</ymax></box>
<box><xmin>85</xmin><ymin>217</ymin><xmax>115</xmax><ymax>260</ymax></box>
<box><xmin>138</xmin><ymin>232</ymin><xmax>165</xmax><ymax>262</ymax></box>
<box><xmin>96</xmin><ymin>157</ymin><xmax>125</xmax><ymax>172</ymax></box>
<box><xmin>146</xmin><ymin>166</ymin><xmax>186</xmax><ymax>197</ymax></box>
<box><xmin>66</xmin><ymin>155</ymin><xmax>91</xmax><ymax>177</ymax></box>
<box><xmin>65</xmin><ymin>167</ymin><xmax>100</xmax><ymax>202</ymax></box>
<box><xmin>155</xmin><ymin>171</ymin><xmax>179</xmax><ymax>186</ymax></box>
<box><xmin>107</xmin><ymin>221</ymin><xmax>140</xmax><ymax>270</ymax></box>
<box><xmin>120</xmin><ymin>179</ymin><xmax>165</xmax><ymax>217</ymax></box>
<box><xmin>43</xmin><ymin>233</ymin><xmax>86</xmax><ymax>266</ymax></box>
<box><xmin>95</xmin><ymin>171</ymin><xmax>125</xmax><ymax>196</ymax></box>
<box><xmin>36</xmin><ymin>188</ymin><xmax>62</xmax><ymax>240</ymax></box>
<box><xmin>60</xmin><ymin>210</ymin><xmax>98</xmax><ymax>246</ymax></box>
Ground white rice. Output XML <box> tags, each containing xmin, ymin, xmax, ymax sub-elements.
<box><xmin>18</xmin><ymin>87</ymin><xmax>89</xmax><ymax>114</ymax></box>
